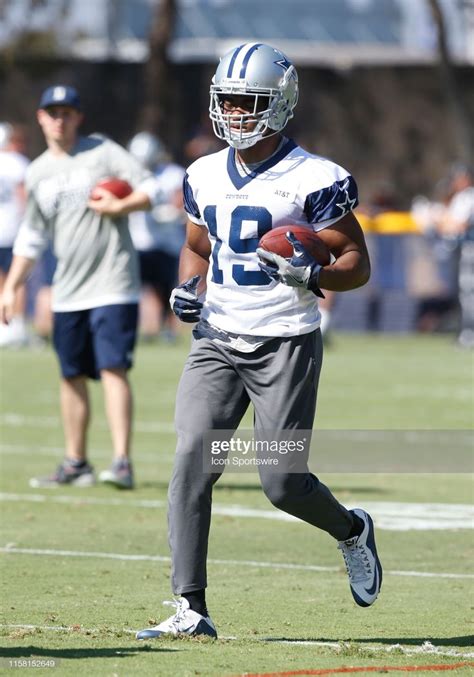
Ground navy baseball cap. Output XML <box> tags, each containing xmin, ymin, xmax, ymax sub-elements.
<box><xmin>39</xmin><ymin>85</ymin><xmax>81</xmax><ymax>110</ymax></box>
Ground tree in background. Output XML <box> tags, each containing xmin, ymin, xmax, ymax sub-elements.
<box><xmin>427</xmin><ymin>0</ymin><xmax>474</xmax><ymax>163</ymax></box>
<box><xmin>139</xmin><ymin>0</ymin><xmax>177</xmax><ymax>142</ymax></box>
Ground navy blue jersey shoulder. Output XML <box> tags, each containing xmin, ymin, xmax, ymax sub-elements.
<box><xmin>183</xmin><ymin>173</ymin><xmax>201</xmax><ymax>219</ymax></box>
<box><xmin>304</xmin><ymin>175</ymin><xmax>358</xmax><ymax>224</ymax></box>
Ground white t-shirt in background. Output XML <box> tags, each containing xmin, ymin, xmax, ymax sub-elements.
<box><xmin>0</xmin><ymin>150</ymin><xmax>29</xmax><ymax>248</ymax></box>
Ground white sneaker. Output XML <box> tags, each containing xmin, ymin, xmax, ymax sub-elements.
<box><xmin>338</xmin><ymin>508</ymin><xmax>383</xmax><ymax>607</ymax></box>
<box><xmin>136</xmin><ymin>597</ymin><xmax>217</xmax><ymax>640</ymax></box>
<box><xmin>458</xmin><ymin>329</ymin><xmax>474</xmax><ymax>349</ymax></box>
<box><xmin>0</xmin><ymin>318</ymin><xmax>29</xmax><ymax>348</ymax></box>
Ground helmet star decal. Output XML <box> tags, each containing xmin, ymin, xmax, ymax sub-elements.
<box><xmin>274</xmin><ymin>57</ymin><xmax>291</xmax><ymax>71</ymax></box>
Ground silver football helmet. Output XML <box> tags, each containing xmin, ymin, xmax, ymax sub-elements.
<box><xmin>127</xmin><ymin>131</ymin><xmax>169</xmax><ymax>169</ymax></box>
<box><xmin>209</xmin><ymin>43</ymin><xmax>298</xmax><ymax>150</ymax></box>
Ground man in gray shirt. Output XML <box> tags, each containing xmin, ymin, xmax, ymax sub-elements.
<box><xmin>0</xmin><ymin>85</ymin><xmax>160</xmax><ymax>489</ymax></box>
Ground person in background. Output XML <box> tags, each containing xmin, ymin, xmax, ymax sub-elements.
<box><xmin>183</xmin><ymin>113</ymin><xmax>225</xmax><ymax>165</ymax></box>
<box><xmin>317</xmin><ymin>289</ymin><xmax>336</xmax><ymax>342</ymax></box>
<box><xmin>411</xmin><ymin>177</ymin><xmax>459</xmax><ymax>331</ymax></box>
<box><xmin>29</xmin><ymin>132</ymin><xmax>110</xmax><ymax>343</ymax></box>
<box><xmin>412</xmin><ymin>165</ymin><xmax>474</xmax><ymax>341</ymax></box>
<box><xmin>442</xmin><ymin>164</ymin><xmax>474</xmax><ymax>348</ymax></box>
<box><xmin>0</xmin><ymin>122</ymin><xmax>30</xmax><ymax>347</ymax></box>
<box><xmin>364</xmin><ymin>182</ymin><xmax>419</xmax><ymax>332</ymax></box>
<box><xmin>0</xmin><ymin>85</ymin><xmax>160</xmax><ymax>489</ymax></box>
<box><xmin>127</xmin><ymin>132</ymin><xmax>186</xmax><ymax>341</ymax></box>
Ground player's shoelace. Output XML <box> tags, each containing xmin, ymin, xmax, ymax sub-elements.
<box><xmin>338</xmin><ymin>537</ymin><xmax>373</xmax><ymax>583</ymax></box>
<box><xmin>161</xmin><ymin>599</ymin><xmax>188</xmax><ymax>631</ymax></box>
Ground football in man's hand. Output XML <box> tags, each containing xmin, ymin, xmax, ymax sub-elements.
<box><xmin>258</xmin><ymin>225</ymin><xmax>331</xmax><ymax>265</ymax></box>
<box><xmin>90</xmin><ymin>177</ymin><xmax>133</xmax><ymax>200</ymax></box>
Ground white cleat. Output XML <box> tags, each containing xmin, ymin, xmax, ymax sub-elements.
<box><xmin>136</xmin><ymin>597</ymin><xmax>217</xmax><ymax>640</ymax></box>
<box><xmin>338</xmin><ymin>508</ymin><xmax>383</xmax><ymax>607</ymax></box>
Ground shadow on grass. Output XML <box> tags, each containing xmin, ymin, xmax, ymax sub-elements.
<box><xmin>264</xmin><ymin>635</ymin><xmax>474</xmax><ymax>647</ymax></box>
<box><xmin>362</xmin><ymin>636</ymin><xmax>474</xmax><ymax>647</ymax></box>
<box><xmin>0</xmin><ymin>645</ymin><xmax>177</xmax><ymax>659</ymax></box>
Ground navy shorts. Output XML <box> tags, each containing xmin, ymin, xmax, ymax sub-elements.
<box><xmin>53</xmin><ymin>304</ymin><xmax>139</xmax><ymax>380</ymax></box>
<box><xmin>138</xmin><ymin>250</ymin><xmax>179</xmax><ymax>299</ymax></box>
<box><xmin>0</xmin><ymin>247</ymin><xmax>13</xmax><ymax>274</ymax></box>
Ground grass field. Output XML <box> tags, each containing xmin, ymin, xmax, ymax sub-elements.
<box><xmin>0</xmin><ymin>333</ymin><xmax>473</xmax><ymax>676</ymax></box>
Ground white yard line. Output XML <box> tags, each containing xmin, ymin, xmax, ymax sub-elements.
<box><xmin>263</xmin><ymin>639</ymin><xmax>474</xmax><ymax>659</ymax></box>
<box><xmin>0</xmin><ymin>413</ymin><xmax>175</xmax><ymax>433</ymax></box>
<box><xmin>0</xmin><ymin>444</ymin><xmax>170</xmax><ymax>464</ymax></box>
<box><xmin>0</xmin><ymin>492</ymin><xmax>167</xmax><ymax>509</ymax></box>
<box><xmin>0</xmin><ymin>491</ymin><xmax>472</xmax><ymax>531</ymax></box>
<box><xmin>1</xmin><ymin>546</ymin><xmax>473</xmax><ymax>580</ymax></box>
<box><xmin>1</xmin><ymin>623</ymin><xmax>473</xmax><ymax>659</ymax></box>
<box><xmin>2</xmin><ymin>415</ymin><xmax>472</xmax><ymax>442</ymax></box>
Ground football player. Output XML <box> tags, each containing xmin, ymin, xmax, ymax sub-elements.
<box><xmin>127</xmin><ymin>132</ymin><xmax>186</xmax><ymax>341</ymax></box>
<box><xmin>136</xmin><ymin>43</ymin><xmax>382</xmax><ymax>640</ymax></box>
<box><xmin>0</xmin><ymin>122</ymin><xmax>30</xmax><ymax>347</ymax></box>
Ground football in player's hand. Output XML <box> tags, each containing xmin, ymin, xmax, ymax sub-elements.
<box><xmin>259</xmin><ymin>225</ymin><xmax>331</xmax><ymax>265</ymax></box>
<box><xmin>90</xmin><ymin>177</ymin><xmax>133</xmax><ymax>200</ymax></box>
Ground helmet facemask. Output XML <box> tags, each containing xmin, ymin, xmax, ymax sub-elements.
<box><xmin>210</xmin><ymin>89</ymin><xmax>277</xmax><ymax>149</ymax></box>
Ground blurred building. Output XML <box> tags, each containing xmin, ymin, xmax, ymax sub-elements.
<box><xmin>1</xmin><ymin>0</ymin><xmax>472</xmax><ymax>335</ymax></box>
<box><xmin>0</xmin><ymin>0</ymin><xmax>473</xmax><ymax>66</ymax></box>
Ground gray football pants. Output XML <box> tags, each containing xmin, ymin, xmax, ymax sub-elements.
<box><xmin>168</xmin><ymin>330</ymin><xmax>353</xmax><ymax>594</ymax></box>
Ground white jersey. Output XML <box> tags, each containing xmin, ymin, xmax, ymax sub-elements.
<box><xmin>449</xmin><ymin>187</ymin><xmax>474</xmax><ymax>229</ymax></box>
<box><xmin>129</xmin><ymin>162</ymin><xmax>185</xmax><ymax>256</ymax></box>
<box><xmin>184</xmin><ymin>138</ymin><xmax>358</xmax><ymax>337</ymax></box>
<box><xmin>0</xmin><ymin>150</ymin><xmax>29</xmax><ymax>247</ymax></box>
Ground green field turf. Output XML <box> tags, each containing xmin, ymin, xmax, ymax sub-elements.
<box><xmin>0</xmin><ymin>333</ymin><xmax>473</xmax><ymax>676</ymax></box>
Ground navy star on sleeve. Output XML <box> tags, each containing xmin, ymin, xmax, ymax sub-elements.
<box><xmin>304</xmin><ymin>175</ymin><xmax>358</xmax><ymax>224</ymax></box>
